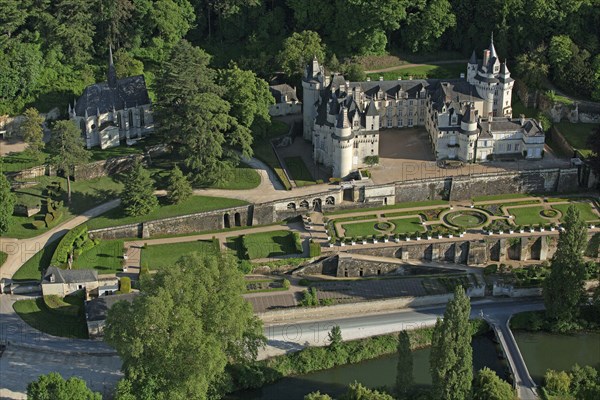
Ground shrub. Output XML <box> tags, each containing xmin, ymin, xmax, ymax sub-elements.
<box><xmin>51</xmin><ymin>210</ymin><xmax>63</xmax><ymax>222</ymax></box>
<box><xmin>50</xmin><ymin>225</ymin><xmax>89</xmax><ymax>266</ymax></box>
<box><xmin>309</xmin><ymin>240</ymin><xmax>321</xmax><ymax>257</ymax></box>
<box><xmin>44</xmin><ymin>213</ymin><xmax>54</xmax><ymax>227</ymax></box>
<box><xmin>238</xmin><ymin>260</ymin><xmax>253</xmax><ymax>274</ymax></box>
<box><xmin>484</xmin><ymin>264</ymin><xmax>498</xmax><ymax>275</ymax></box>
<box><xmin>119</xmin><ymin>277</ymin><xmax>132</xmax><ymax>294</ymax></box>
<box><xmin>282</xmin><ymin>279</ymin><xmax>291</xmax><ymax>289</ymax></box>
<box><xmin>292</xmin><ymin>232</ymin><xmax>303</xmax><ymax>253</ymax></box>
<box><xmin>300</xmin><ymin>287</ymin><xmax>319</xmax><ymax>306</ymax></box>
<box><xmin>32</xmin><ymin>220</ymin><xmax>46</xmax><ymax>229</ymax></box>
<box><xmin>544</xmin><ymin>369</ymin><xmax>571</xmax><ymax>394</ymax></box>
<box><xmin>46</xmin><ymin>198</ymin><xmax>54</xmax><ymax>213</ymax></box>
<box><xmin>299</xmin><ymin>278</ymin><xmax>311</xmax><ymax>286</ymax></box>
<box><xmin>139</xmin><ymin>263</ymin><xmax>150</xmax><ymax>279</ymax></box>
<box><xmin>316</xmin><ymin>179</ymin><xmax>323</xmax><ymax>184</ymax></box>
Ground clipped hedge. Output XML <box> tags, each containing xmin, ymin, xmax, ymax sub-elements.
<box><xmin>32</xmin><ymin>220</ymin><xmax>46</xmax><ymax>229</ymax></box>
<box><xmin>119</xmin><ymin>277</ymin><xmax>132</xmax><ymax>294</ymax></box>
<box><xmin>309</xmin><ymin>240</ymin><xmax>321</xmax><ymax>257</ymax></box>
<box><xmin>291</xmin><ymin>232</ymin><xmax>303</xmax><ymax>253</ymax></box>
<box><xmin>50</xmin><ymin>225</ymin><xmax>89</xmax><ymax>267</ymax></box>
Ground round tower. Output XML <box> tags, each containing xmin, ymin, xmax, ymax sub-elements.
<box><xmin>302</xmin><ymin>56</ymin><xmax>324</xmax><ymax>141</ymax></box>
<box><xmin>334</xmin><ymin>105</ymin><xmax>353</xmax><ymax>178</ymax></box>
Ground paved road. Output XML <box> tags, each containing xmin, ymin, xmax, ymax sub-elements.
<box><xmin>260</xmin><ymin>298</ymin><xmax>545</xmax><ymax>359</ymax></box>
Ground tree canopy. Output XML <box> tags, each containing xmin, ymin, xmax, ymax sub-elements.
<box><xmin>430</xmin><ymin>285</ymin><xmax>473</xmax><ymax>400</ymax></box>
<box><xmin>120</xmin><ymin>160</ymin><xmax>159</xmax><ymax>216</ymax></box>
<box><xmin>473</xmin><ymin>367</ymin><xmax>516</xmax><ymax>400</ymax></box>
<box><xmin>27</xmin><ymin>372</ymin><xmax>102</xmax><ymax>400</ymax></box>
<box><xmin>104</xmin><ymin>252</ymin><xmax>264</xmax><ymax>399</ymax></box>
<box><xmin>0</xmin><ymin>167</ymin><xmax>16</xmax><ymax>234</ymax></box>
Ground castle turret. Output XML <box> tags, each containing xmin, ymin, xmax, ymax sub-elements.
<box><xmin>365</xmin><ymin>100</ymin><xmax>379</xmax><ymax>131</ymax></box>
<box><xmin>496</xmin><ymin>61</ymin><xmax>514</xmax><ymax>117</ymax></box>
<box><xmin>466</xmin><ymin>50</ymin><xmax>477</xmax><ymax>83</ymax></box>
<box><xmin>302</xmin><ymin>56</ymin><xmax>325</xmax><ymax>141</ymax></box>
<box><xmin>333</xmin><ymin>105</ymin><xmax>353</xmax><ymax>178</ymax></box>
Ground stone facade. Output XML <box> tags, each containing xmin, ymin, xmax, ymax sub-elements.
<box><xmin>303</xmin><ymin>37</ymin><xmax>545</xmax><ymax>178</ymax></box>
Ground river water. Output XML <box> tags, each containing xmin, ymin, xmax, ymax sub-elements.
<box><xmin>232</xmin><ymin>334</ymin><xmax>507</xmax><ymax>400</ymax></box>
<box><xmin>514</xmin><ymin>331</ymin><xmax>600</xmax><ymax>384</ymax></box>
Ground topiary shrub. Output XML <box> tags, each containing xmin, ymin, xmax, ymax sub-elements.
<box><xmin>44</xmin><ymin>213</ymin><xmax>55</xmax><ymax>227</ymax></box>
<box><xmin>282</xmin><ymin>279</ymin><xmax>291</xmax><ymax>289</ymax></box>
<box><xmin>119</xmin><ymin>277</ymin><xmax>132</xmax><ymax>294</ymax></box>
<box><xmin>50</xmin><ymin>225</ymin><xmax>89</xmax><ymax>266</ymax></box>
<box><xmin>32</xmin><ymin>220</ymin><xmax>46</xmax><ymax>229</ymax></box>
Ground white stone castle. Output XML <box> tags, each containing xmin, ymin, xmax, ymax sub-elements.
<box><xmin>69</xmin><ymin>47</ymin><xmax>153</xmax><ymax>149</ymax></box>
<box><xmin>302</xmin><ymin>36</ymin><xmax>546</xmax><ymax>178</ymax></box>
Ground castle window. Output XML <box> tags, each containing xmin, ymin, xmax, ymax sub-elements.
<box><xmin>139</xmin><ymin>108</ymin><xmax>145</xmax><ymax>127</ymax></box>
<box><xmin>79</xmin><ymin>120</ymin><xmax>86</xmax><ymax>135</ymax></box>
<box><xmin>117</xmin><ymin>113</ymin><xmax>122</xmax><ymax>130</ymax></box>
<box><xmin>128</xmin><ymin>110</ymin><xmax>134</xmax><ymax>128</ymax></box>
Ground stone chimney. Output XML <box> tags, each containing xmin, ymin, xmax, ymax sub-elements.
<box><xmin>483</xmin><ymin>49</ymin><xmax>490</xmax><ymax>68</ymax></box>
<box><xmin>519</xmin><ymin>114</ymin><xmax>525</xmax><ymax>126</ymax></box>
<box><xmin>488</xmin><ymin>112</ymin><xmax>493</xmax><ymax>122</ymax></box>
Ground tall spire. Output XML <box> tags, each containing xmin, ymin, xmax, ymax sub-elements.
<box><xmin>469</xmin><ymin>50</ymin><xmax>477</xmax><ymax>65</ymax></box>
<box><xmin>107</xmin><ymin>44</ymin><xmax>117</xmax><ymax>88</ymax></box>
<box><xmin>489</xmin><ymin>32</ymin><xmax>497</xmax><ymax>59</ymax></box>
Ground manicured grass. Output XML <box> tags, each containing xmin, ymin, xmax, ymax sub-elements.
<box><xmin>472</xmin><ymin>193</ymin><xmax>532</xmax><ymax>202</ymax></box>
<box><xmin>332</xmin><ymin>214</ymin><xmax>378</xmax><ymax>223</ymax></box>
<box><xmin>366</xmin><ymin>63</ymin><xmax>465</xmax><ymax>81</ymax></box>
<box><xmin>44</xmin><ymin>294</ymin><xmax>81</xmax><ymax>317</ymax></box>
<box><xmin>390</xmin><ymin>217</ymin><xmax>425</xmax><ymax>234</ymax></box>
<box><xmin>341</xmin><ymin>221</ymin><xmax>380</xmax><ymax>237</ymax></box>
<box><xmin>71</xmin><ymin>240</ymin><xmax>124</xmax><ymax>274</ymax></box>
<box><xmin>13</xmin><ymin>297</ymin><xmax>88</xmax><ymax>339</ymax></box>
<box><xmin>283</xmin><ymin>156</ymin><xmax>316</xmax><ymax>187</ymax></box>
<box><xmin>207</xmin><ymin>163</ymin><xmax>261</xmax><ymax>190</ymax></box>
<box><xmin>227</xmin><ymin>230</ymin><xmax>301</xmax><ymax>259</ymax></box>
<box><xmin>141</xmin><ymin>240</ymin><xmax>218</xmax><ymax>270</ymax></box>
<box><xmin>252</xmin><ymin>120</ymin><xmax>292</xmax><ymax>190</ymax></box>
<box><xmin>554</xmin><ymin>121</ymin><xmax>600</xmax><ymax>157</ymax></box>
<box><xmin>86</xmin><ymin>195</ymin><xmax>248</xmax><ymax>230</ymax></box>
<box><xmin>1</xmin><ymin>151</ymin><xmax>48</xmax><ymax>173</ymax></box>
<box><xmin>3</xmin><ymin>175</ymin><xmax>124</xmax><ymax>239</ymax></box>
<box><xmin>508</xmin><ymin>206</ymin><xmax>548</xmax><ymax>226</ymax></box>
<box><xmin>552</xmin><ymin>203</ymin><xmax>600</xmax><ymax>223</ymax></box>
<box><xmin>12</xmin><ymin>240</ymin><xmax>60</xmax><ymax>281</ymax></box>
<box><xmin>0</xmin><ymin>251</ymin><xmax>7</xmax><ymax>267</ymax></box>
<box><xmin>325</xmin><ymin>200</ymin><xmax>448</xmax><ymax>216</ymax></box>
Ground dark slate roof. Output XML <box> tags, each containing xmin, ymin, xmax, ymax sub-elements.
<box><xmin>269</xmin><ymin>84</ymin><xmax>298</xmax><ymax>103</ymax></box>
<box><xmin>366</xmin><ymin>100</ymin><xmax>378</xmax><ymax>116</ymax></box>
<box><xmin>428</xmin><ymin>81</ymin><xmax>483</xmax><ymax>112</ymax></box>
<box><xmin>336</xmin><ymin>106</ymin><xmax>351</xmax><ymax>128</ymax></box>
<box><xmin>479</xmin><ymin>118</ymin><xmax>544</xmax><ymax>137</ymax></box>
<box><xmin>469</xmin><ymin>50</ymin><xmax>477</xmax><ymax>64</ymax></box>
<box><xmin>43</xmin><ymin>266</ymin><xmax>97</xmax><ymax>284</ymax></box>
<box><xmin>85</xmin><ymin>293</ymin><xmax>137</xmax><ymax>322</ymax></box>
<box><xmin>74</xmin><ymin>75</ymin><xmax>150</xmax><ymax>117</ymax></box>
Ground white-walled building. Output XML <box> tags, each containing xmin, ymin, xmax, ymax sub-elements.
<box><xmin>269</xmin><ymin>84</ymin><xmax>301</xmax><ymax>116</ymax></box>
<box><xmin>69</xmin><ymin>47</ymin><xmax>153</xmax><ymax>149</ymax></box>
<box><xmin>302</xmin><ymin>36</ymin><xmax>545</xmax><ymax>178</ymax></box>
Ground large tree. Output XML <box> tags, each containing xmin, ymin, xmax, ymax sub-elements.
<box><xmin>473</xmin><ymin>367</ymin><xmax>516</xmax><ymax>400</ymax></box>
<box><xmin>277</xmin><ymin>30</ymin><xmax>326</xmax><ymax>77</ymax></box>
<box><xmin>430</xmin><ymin>285</ymin><xmax>473</xmax><ymax>400</ymax></box>
<box><xmin>20</xmin><ymin>107</ymin><xmax>45</xmax><ymax>159</ymax></box>
<box><xmin>0</xmin><ymin>167</ymin><xmax>16</xmax><ymax>234</ymax></box>
<box><xmin>104</xmin><ymin>253</ymin><xmax>264</xmax><ymax>399</ymax></box>
<box><xmin>120</xmin><ymin>159</ymin><xmax>158</xmax><ymax>216</ymax></box>
<box><xmin>544</xmin><ymin>205</ymin><xmax>588</xmax><ymax>329</ymax></box>
<box><xmin>341</xmin><ymin>382</ymin><xmax>394</xmax><ymax>400</ymax></box>
<box><xmin>218</xmin><ymin>63</ymin><xmax>274</xmax><ymax>137</ymax></box>
<box><xmin>587</xmin><ymin>124</ymin><xmax>600</xmax><ymax>179</ymax></box>
<box><xmin>166</xmin><ymin>165</ymin><xmax>192</xmax><ymax>205</ymax></box>
<box><xmin>154</xmin><ymin>40</ymin><xmax>253</xmax><ymax>184</ymax></box>
<box><xmin>402</xmin><ymin>0</ymin><xmax>456</xmax><ymax>52</ymax></box>
<box><xmin>27</xmin><ymin>372</ymin><xmax>101</xmax><ymax>400</ymax></box>
<box><xmin>396</xmin><ymin>330</ymin><xmax>414</xmax><ymax>396</ymax></box>
<box><xmin>46</xmin><ymin>120</ymin><xmax>90</xmax><ymax>203</ymax></box>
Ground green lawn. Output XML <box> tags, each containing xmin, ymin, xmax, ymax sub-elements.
<box><xmin>13</xmin><ymin>297</ymin><xmax>88</xmax><ymax>339</ymax></box>
<box><xmin>226</xmin><ymin>230</ymin><xmax>301</xmax><ymax>259</ymax></box>
<box><xmin>86</xmin><ymin>195</ymin><xmax>248</xmax><ymax>231</ymax></box>
<box><xmin>1</xmin><ymin>151</ymin><xmax>48</xmax><ymax>173</ymax></box>
<box><xmin>366</xmin><ymin>63</ymin><xmax>465</xmax><ymax>81</ymax></box>
<box><xmin>508</xmin><ymin>206</ymin><xmax>548</xmax><ymax>226</ymax></box>
<box><xmin>252</xmin><ymin>120</ymin><xmax>292</xmax><ymax>190</ymax></box>
<box><xmin>552</xmin><ymin>203</ymin><xmax>600</xmax><ymax>223</ymax></box>
<box><xmin>283</xmin><ymin>156</ymin><xmax>316</xmax><ymax>187</ymax></box>
<box><xmin>12</xmin><ymin>240</ymin><xmax>60</xmax><ymax>281</ymax></box>
<box><xmin>390</xmin><ymin>217</ymin><xmax>426</xmax><ymax>234</ymax></box>
<box><xmin>3</xmin><ymin>175</ymin><xmax>124</xmax><ymax>239</ymax></box>
<box><xmin>206</xmin><ymin>163</ymin><xmax>261</xmax><ymax>190</ymax></box>
<box><xmin>71</xmin><ymin>240</ymin><xmax>124</xmax><ymax>274</ymax></box>
<box><xmin>341</xmin><ymin>221</ymin><xmax>380</xmax><ymax>237</ymax></box>
<box><xmin>325</xmin><ymin>200</ymin><xmax>448</xmax><ymax>216</ymax></box>
<box><xmin>554</xmin><ymin>122</ymin><xmax>600</xmax><ymax>157</ymax></box>
<box><xmin>0</xmin><ymin>251</ymin><xmax>7</xmax><ymax>267</ymax></box>
<box><xmin>141</xmin><ymin>240</ymin><xmax>219</xmax><ymax>270</ymax></box>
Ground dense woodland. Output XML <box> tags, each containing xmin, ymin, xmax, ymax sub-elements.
<box><xmin>1</xmin><ymin>0</ymin><xmax>599</xmax><ymax>116</ymax></box>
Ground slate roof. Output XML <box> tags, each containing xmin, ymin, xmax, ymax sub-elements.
<box><xmin>479</xmin><ymin>118</ymin><xmax>544</xmax><ymax>137</ymax></box>
<box><xmin>43</xmin><ymin>266</ymin><xmax>97</xmax><ymax>284</ymax></box>
<box><xmin>74</xmin><ymin>75</ymin><xmax>150</xmax><ymax>117</ymax></box>
<box><xmin>269</xmin><ymin>84</ymin><xmax>298</xmax><ymax>103</ymax></box>
<box><xmin>85</xmin><ymin>293</ymin><xmax>137</xmax><ymax>322</ymax></box>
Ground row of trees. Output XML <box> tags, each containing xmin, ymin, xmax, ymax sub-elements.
<box><xmin>3</xmin><ymin>0</ymin><xmax>599</xmax><ymax>115</ymax></box>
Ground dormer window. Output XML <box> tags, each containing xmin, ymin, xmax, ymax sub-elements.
<box><xmin>49</xmin><ymin>274</ymin><xmax>55</xmax><ymax>283</ymax></box>
<box><xmin>451</xmin><ymin>116</ymin><xmax>457</xmax><ymax>125</ymax></box>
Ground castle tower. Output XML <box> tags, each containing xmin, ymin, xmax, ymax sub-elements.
<box><xmin>496</xmin><ymin>61</ymin><xmax>514</xmax><ymax>117</ymax></box>
<box><xmin>333</xmin><ymin>105</ymin><xmax>353</xmax><ymax>178</ymax></box>
<box><xmin>466</xmin><ymin>50</ymin><xmax>477</xmax><ymax>83</ymax></box>
<box><xmin>108</xmin><ymin>45</ymin><xmax>117</xmax><ymax>88</ymax></box>
<box><xmin>460</xmin><ymin>103</ymin><xmax>479</xmax><ymax>162</ymax></box>
<box><xmin>302</xmin><ymin>56</ymin><xmax>325</xmax><ymax>140</ymax></box>
<box><xmin>473</xmin><ymin>35</ymin><xmax>501</xmax><ymax>117</ymax></box>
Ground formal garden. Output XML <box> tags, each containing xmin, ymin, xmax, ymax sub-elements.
<box><xmin>324</xmin><ymin>195</ymin><xmax>600</xmax><ymax>245</ymax></box>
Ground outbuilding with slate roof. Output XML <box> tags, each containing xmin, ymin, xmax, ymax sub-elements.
<box><xmin>42</xmin><ymin>266</ymin><xmax>99</xmax><ymax>297</ymax></box>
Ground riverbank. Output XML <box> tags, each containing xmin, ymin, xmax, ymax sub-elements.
<box><xmin>224</xmin><ymin>320</ymin><xmax>490</xmax><ymax>394</ymax></box>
